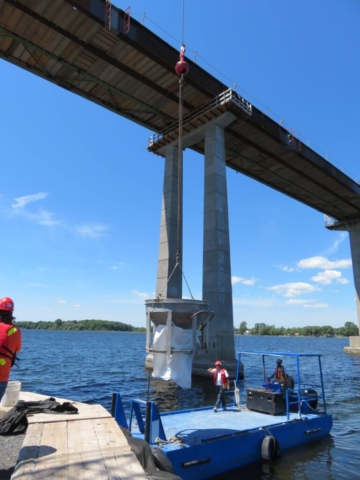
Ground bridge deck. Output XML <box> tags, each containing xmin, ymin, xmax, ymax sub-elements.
<box><xmin>0</xmin><ymin>0</ymin><xmax>359</xmax><ymax>223</ymax></box>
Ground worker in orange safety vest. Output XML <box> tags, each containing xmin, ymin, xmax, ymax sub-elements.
<box><xmin>0</xmin><ymin>297</ymin><xmax>22</xmax><ymax>402</ymax></box>
<box><xmin>267</xmin><ymin>358</ymin><xmax>288</xmax><ymax>385</ymax></box>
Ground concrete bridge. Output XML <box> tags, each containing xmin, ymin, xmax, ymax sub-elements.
<box><xmin>1</xmin><ymin>0</ymin><xmax>360</xmax><ymax>355</ymax></box>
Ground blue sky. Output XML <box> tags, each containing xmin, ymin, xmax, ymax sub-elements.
<box><xmin>1</xmin><ymin>0</ymin><xmax>359</xmax><ymax>328</ymax></box>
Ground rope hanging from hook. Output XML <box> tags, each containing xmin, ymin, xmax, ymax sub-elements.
<box><xmin>181</xmin><ymin>0</ymin><xmax>185</xmax><ymax>46</ymax></box>
<box><xmin>158</xmin><ymin>259</ymin><xmax>194</xmax><ymax>300</ymax></box>
<box><xmin>176</xmin><ymin>74</ymin><xmax>184</xmax><ymax>264</ymax></box>
<box><xmin>155</xmin><ymin>1</ymin><xmax>193</xmax><ymax>302</ymax></box>
<box><xmin>174</xmin><ymin>0</ymin><xmax>189</xmax><ymax>267</ymax></box>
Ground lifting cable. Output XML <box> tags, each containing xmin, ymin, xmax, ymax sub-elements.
<box><xmin>175</xmin><ymin>0</ymin><xmax>188</xmax><ymax>268</ymax></box>
<box><xmin>176</xmin><ymin>63</ymin><xmax>184</xmax><ymax>267</ymax></box>
<box><xmin>174</xmin><ymin>0</ymin><xmax>193</xmax><ymax>299</ymax></box>
<box><xmin>157</xmin><ymin>0</ymin><xmax>194</xmax><ymax>301</ymax></box>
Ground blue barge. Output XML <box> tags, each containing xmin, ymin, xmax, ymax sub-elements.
<box><xmin>112</xmin><ymin>351</ymin><xmax>333</xmax><ymax>479</ymax></box>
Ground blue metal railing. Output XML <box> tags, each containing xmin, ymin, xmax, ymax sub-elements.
<box><xmin>235</xmin><ymin>350</ymin><xmax>328</xmax><ymax>419</ymax></box>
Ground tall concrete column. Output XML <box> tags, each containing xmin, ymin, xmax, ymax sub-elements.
<box><xmin>326</xmin><ymin>221</ymin><xmax>360</xmax><ymax>354</ymax></box>
<box><xmin>203</xmin><ymin>123</ymin><xmax>235</xmax><ymax>361</ymax></box>
<box><xmin>349</xmin><ymin>229</ymin><xmax>360</xmax><ymax>333</ymax></box>
<box><xmin>156</xmin><ymin>144</ymin><xmax>182</xmax><ymax>298</ymax></box>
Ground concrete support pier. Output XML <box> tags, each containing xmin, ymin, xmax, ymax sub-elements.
<box><xmin>326</xmin><ymin>221</ymin><xmax>360</xmax><ymax>354</ymax></box>
<box><xmin>202</xmin><ymin>123</ymin><xmax>235</xmax><ymax>363</ymax></box>
<box><xmin>156</xmin><ymin>144</ymin><xmax>182</xmax><ymax>298</ymax></box>
<box><xmin>345</xmin><ymin>229</ymin><xmax>360</xmax><ymax>354</ymax></box>
<box><xmin>147</xmin><ymin>105</ymin><xmax>240</xmax><ymax>376</ymax></box>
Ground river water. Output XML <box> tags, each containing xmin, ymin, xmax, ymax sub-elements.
<box><xmin>10</xmin><ymin>331</ymin><xmax>360</xmax><ymax>479</ymax></box>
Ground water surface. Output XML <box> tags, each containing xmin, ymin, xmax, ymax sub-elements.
<box><xmin>11</xmin><ymin>331</ymin><xmax>360</xmax><ymax>479</ymax></box>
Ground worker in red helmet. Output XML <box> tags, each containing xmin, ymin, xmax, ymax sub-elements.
<box><xmin>0</xmin><ymin>297</ymin><xmax>22</xmax><ymax>402</ymax></box>
<box><xmin>207</xmin><ymin>360</ymin><xmax>230</xmax><ymax>412</ymax></box>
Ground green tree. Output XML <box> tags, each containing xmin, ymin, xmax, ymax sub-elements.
<box><xmin>239</xmin><ymin>321</ymin><xmax>247</xmax><ymax>334</ymax></box>
<box><xmin>322</xmin><ymin>325</ymin><xmax>334</xmax><ymax>336</ymax></box>
<box><xmin>343</xmin><ymin>321</ymin><xmax>359</xmax><ymax>336</ymax></box>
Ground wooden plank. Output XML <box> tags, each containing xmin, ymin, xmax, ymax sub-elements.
<box><xmin>14</xmin><ymin>422</ymin><xmax>69</xmax><ymax>480</ymax></box>
<box><xmin>11</xmin><ymin>423</ymin><xmax>44</xmax><ymax>480</ymax></box>
<box><xmin>67</xmin><ymin>419</ymin><xmax>110</xmax><ymax>480</ymax></box>
<box><xmin>92</xmin><ymin>417</ymin><xmax>145</xmax><ymax>479</ymax></box>
<box><xmin>15</xmin><ymin>392</ymin><xmax>111</xmax><ymax>424</ymax></box>
<box><xmin>10</xmin><ymin>394</ymin><xmax>145</xmax><ymax>480</ymax></box>
<box><xmin>27</xmin><ymin>402</ymin><xmax>110</xmax><ymax>424</ymax></box>
<box><xmin>32</xmin><ymin>422</ymin><xmax>69</xmax><ymax>480</ymax></box>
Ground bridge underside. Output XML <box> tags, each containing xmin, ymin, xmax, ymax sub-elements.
<box><xmin>1</xmin><ymin>0</ymin><xmax>360</xmax><ymax>223</ymax></box>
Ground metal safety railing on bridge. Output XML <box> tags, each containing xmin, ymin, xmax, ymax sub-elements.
<box><xmin>148</xmin><ymin>88</ymin><xmax>252</xmax><ymax>147</ymax></box>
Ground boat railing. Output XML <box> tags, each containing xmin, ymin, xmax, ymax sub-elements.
<box><xmin>284</xmin><ymin>386</ymin><xmax>326</xmax><ymax>420</ymax></box>
<box><xmin>111</xmin><ymin>392</ymin><xmax>166</xmax><ymax>444</ymax></box>
<box><xmin>235</xmin><ymin>350</ymin><xmax>328</xmax><ymax>419</ymax></box>
<box><xmin>228</xmin><ymin>377</ymin><xmax>327</xmax><ymax>417</ymax></box>
<box><xmin>128</xmin><ymin>398</ymin><xmax>167</xmax><ymax>444</ymax></box>
<box><xmin>111</xmin><ymin>392</ymin><xmax>129</xmax><ymax>429</ymax></box>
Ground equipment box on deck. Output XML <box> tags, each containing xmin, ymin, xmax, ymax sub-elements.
<box><xmin>246</xmin><ymin>388</ymin><xmax>285</xmax><ymax>415</ymax></box>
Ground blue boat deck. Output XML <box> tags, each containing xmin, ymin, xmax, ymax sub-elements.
<box><xmin>112</xmin><ymin>349</ymin><xmax>333</xmax><ymax>480</ymax></box>
<box><xmin>159</xmin><ymin>405</ymin><xmax>311</xmax><ymax>446</ymax></box>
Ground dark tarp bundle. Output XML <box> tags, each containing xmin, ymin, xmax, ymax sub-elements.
<box><xmin>0</xmin><ymin>397</ymin><xmax>78</xmax><ymax>435</ymax></box>
<box><xmin>120</xmin><ymin>426</ymin><xmax>182</xmax><ymax>480</ymax></box>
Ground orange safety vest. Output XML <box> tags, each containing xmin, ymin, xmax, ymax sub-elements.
<box><xmin>0</xmin><ymin>322</ymin><xmax>22</xmax><ymax>382</ymax></box>
<box><xmin>213</xmin><ymin>368</ymin><xmax>228</xmax><ymax>386</ymax></box>
<box><xmin>275</xmin><ymin>366</ymin><xmax>286</xmax><ymax>381</ymax></box>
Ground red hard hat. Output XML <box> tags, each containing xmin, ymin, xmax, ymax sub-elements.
<box><xmin>0</xmin><ymin>297</ymin><xmax>14</xmax><ymax>312</ymax></box>
<box><xmin>215</xmin><ymin>360</ymin><xmax>222</xmax><ymax>366</ymax></box>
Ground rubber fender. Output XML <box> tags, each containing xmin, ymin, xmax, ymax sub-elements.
<box><xmin>151</xmin><ymin>448</ymin><xmax>175</xmax><ymax>473</ymax></box>
<box><xmin>261</xmin><ymin>435</ymin><xmax>278</xmax><ymax>461</ymax></box>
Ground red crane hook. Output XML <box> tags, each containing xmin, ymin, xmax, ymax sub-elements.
<box><xmin>175</xmin><ymin>45</ymin><xmax>189</xmax><ymax>76</ymax></box>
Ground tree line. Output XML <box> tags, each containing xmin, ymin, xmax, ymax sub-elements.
<box><xmin>15</xmin><ymin>319</ymin><xmax>146</xmax><ymax>332</ymax></box>
<box><xmin>237</xmin><ymin>321</ymin><xmax>359</xmax><ymax>337</ymax></box>
<box><xmin>15</xmin><ymin>318</ymin><xmax>359</xmax><ymax>337</ymax></box>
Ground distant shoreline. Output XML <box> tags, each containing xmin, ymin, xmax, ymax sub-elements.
<box><xmin>235</xmin><ymin>333</ymin><xmax>344</xmax><ymax>338</ymax></box>
<box><xmin>237</xmin><ymin>321</ymin><xmax>358</xmax><ymax>337</ymax></box>
<box><xmin>15</xmin><ymin>319</ymin><xmax>358</xmax><ymax>337</ymax></box>
<box><xmin>15</xmin><ymin>319</ymin><xmax>146</xmax><ymax>333</ymax></box>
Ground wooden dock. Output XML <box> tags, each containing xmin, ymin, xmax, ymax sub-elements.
<box><xmin>1</xmin><ymin>392</ymin><xmax>146</xmax><ymax>480</ymax></box>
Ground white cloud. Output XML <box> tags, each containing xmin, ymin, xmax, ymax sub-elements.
<box><xmin>29</xmin><ymin>210</ymin><xmax>61</xmax><ymax>226</ymax></box>
<box><xmin>311</xmin><ymin>269</ymin><xmax>349</xmax><ymax>285</ymax></box>
<box><xmin>11</xmin><ymin>192</ymin><xmax>49</xmax><ymax>208</ymax></box>
<box><xmin>303</xmin><ymin>303</ymin><xmax>328</xmax><ymax>308</ymax></box>
<box><xmin>131</xmin><ymin>290</ymin><xmax>150</xmax><ymax>298</ymax></box>
<box><xmin>109</xmin><ymin>263</ymin><xmax>125</xmax><ymax>271</ymax></box>
<box><xmin>324</xmin><ymin>232</ymin><xmax>348</xmax><ymax>255</ymax></box>
<box><xmin>10</xmin><ymin>192</ymin><xmax>60</xmax><ymax>226</ymax></box>
<box><xmin>266</xmin><ymin>282</ymin><xmax>321</xmax><ymax>297</ymax></box>
<box><xmin>285</xmin><ymin>298</ymin><xmax>328</xmax><ymax>308</ymax></box>
<box><xmin>279</xmin><ymin>266</ymin><xmax>296</xmax><ymax>273</ymax></box>
<box><xmin>28</xmin><ymin>282</ymin><xmax>49</xmax><ymax>288</ymax></box>
<box><xmin>233</xmin><ymin>297</ymin><xmax>277</xmax><ymax>307</ymax></box>
<box><xmin>6</xmin><ymin>194</ymin><xmax>109</xmax><ymax>235</ymax></box>
<box><xmin>58</xmin><ymin>299</ymin><xmax>67</xmax><ymax>304</ymax></box>
<box><xmin>73</xmin><ymin>304</ymin><xmax>81</xmax><ymax>309</ymax></box>
<box><xmin>232</xmin><ymin>276</ymin><xmax>257</xmax><ymax>286</ymax></box>
<box><xmin>285</xmin><ymin>299</ymin><xmax>311</xmax><ymax>305</ymax></box>
<box><xmin>75</xmin><ymin>224</ymin><xmax>110</xmax><ymax>238</ymax></box>
<box><xmin>297</xmin><ymin>256</ymin><xmax>351</xmax><ymax>270</ymax></box>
